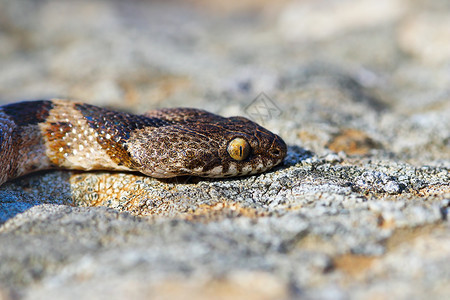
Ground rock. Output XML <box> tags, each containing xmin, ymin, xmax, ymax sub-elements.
<box><xmin>277</xmin><ymin>0</ymin><xmax>405</xmax><ymax>41</ymax></box>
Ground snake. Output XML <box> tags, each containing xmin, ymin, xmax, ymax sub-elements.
<box><xmin>0</xmin><ymin>99</ymin><xmax>287</xmax><ymax>186</ymax></box>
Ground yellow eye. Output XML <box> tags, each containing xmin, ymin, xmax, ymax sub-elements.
<box><xmin>227</xmin><ymin>138</ymin><xmax>251</xmax><ymax>161</ymax></box>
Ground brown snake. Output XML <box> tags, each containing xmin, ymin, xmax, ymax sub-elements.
<box><xmin>0</xmin><ymin>99</ymin><xmax>287</xmax><ymax>185</ymax></box>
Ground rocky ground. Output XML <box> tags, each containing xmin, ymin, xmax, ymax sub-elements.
<box><xmin>0</xmin><ymin>0</ymin><xmax>449</xmax><ymax>299</ymax></box>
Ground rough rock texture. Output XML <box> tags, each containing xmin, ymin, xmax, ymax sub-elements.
<box><xmin>0</xmin><ymin>0</ymin><xmax>449</xmax><ymax>299</ymax></box>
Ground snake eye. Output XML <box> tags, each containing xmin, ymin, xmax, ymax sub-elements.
<box><xmin>227</xmin><ymin>137</ymin><xmax>251</xmax><ymax>161</ymax></box>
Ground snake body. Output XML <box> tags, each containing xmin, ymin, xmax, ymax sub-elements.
<box><xmin>0</xmin><ymin>99</ymin><xmax>286</xmax><ymax>185</ymax></box>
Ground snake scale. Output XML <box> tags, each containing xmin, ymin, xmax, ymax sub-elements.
<box><xmin>0</xmin><ymin>99</ymin><xmax>287</xmax><ymax>185</ymax></box>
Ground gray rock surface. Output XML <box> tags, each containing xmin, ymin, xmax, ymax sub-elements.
<box><xmin>0</xmin><ymin>0</ymin><xmax>449</xmax><ymax>299</ymax></box>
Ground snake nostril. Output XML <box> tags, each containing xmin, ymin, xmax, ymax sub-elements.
<box><xmin>271</xmin><ymin>148</ymin><xmax>281</xmax><ymax>157</ymax></box>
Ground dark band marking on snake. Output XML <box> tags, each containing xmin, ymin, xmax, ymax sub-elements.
<box><xmin>0</xmin><ymin>99</ymin><xmax>287</xmax><ymax>185</ymax></box>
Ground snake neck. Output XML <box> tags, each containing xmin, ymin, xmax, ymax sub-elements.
<box><xmin>0</xmin><ymin>100</ymin><xmax>139</xmax><ymax>185</ymax></box>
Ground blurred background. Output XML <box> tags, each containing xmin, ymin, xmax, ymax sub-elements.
<box><xmin>0</xmin><ymin>0</ymin><xmax>449</xmax><ymax>162</ymax></box>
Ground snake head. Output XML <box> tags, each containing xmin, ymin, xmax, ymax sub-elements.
<box><xmin>127</xmin><ymin>109</ymin><xmax>287</xmax><ymax>178</ymax></box>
